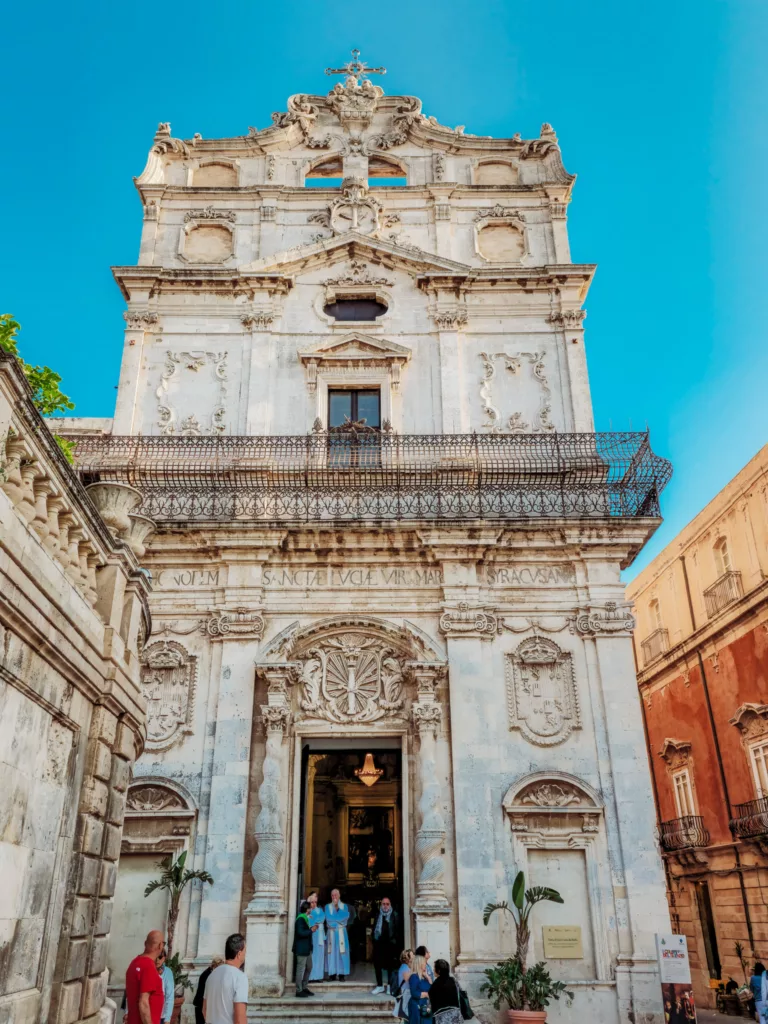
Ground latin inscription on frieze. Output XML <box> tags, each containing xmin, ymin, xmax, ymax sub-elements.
<box><xmin>262</xmin><ymin>566</ymin><xmax>444</xmax><ymax>589</ymax></box>
<box><xmin>485</xmin><ymin>565</ymin><xmax>575</xmax><ymax>586</ymax></box>
<box><xmin>155</xmin><ymin>569</ymin><xmax>221</xmax><ymax>589</ymax></box>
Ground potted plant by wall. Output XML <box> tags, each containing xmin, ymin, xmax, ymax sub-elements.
<box><xmin>145</xmin><ymin>851</ymin><xmax>214</xmax><ymax>1022</ymax></box>
<box><xmin>481</xmin><ymin>871</ymin><xmax>573</xmax><ymax>1023</ymax></box>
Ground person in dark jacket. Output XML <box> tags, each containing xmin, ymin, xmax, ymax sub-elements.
<box><xmin>293</xmin><ymin>900</ymin><xmax>316</xmax><ymax>998</ymax></box>
<box><xmin>192</xmin><ymin>957</ymin><xmax>223</xmax><ymax>1024</ymax></box>
<box><xmin>371</xmin><ymin>897</ymin><xmax>400</xmax><ymax>994</ymax></box>
<box><xmin>429</xmin><ymin>959</ymin><xmax>461</xmax><ymax>1024</ymax></box>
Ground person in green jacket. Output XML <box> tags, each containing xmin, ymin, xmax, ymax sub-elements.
<box><xmin>293</xmin><ymin>900</ymin><xmax>317</xmax><ymax>998</ymax></box>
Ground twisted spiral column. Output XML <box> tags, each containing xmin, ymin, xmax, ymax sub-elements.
<box><xmin>249</xmin><ymin>705</ymin><xmax>289</xmax><ymax>911</ymax></box>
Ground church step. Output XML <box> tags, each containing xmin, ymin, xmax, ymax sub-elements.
<box><xmin>248</xmin><ymin>991</ymin><xmax>396</xmax><ymax>1023</ymax></box>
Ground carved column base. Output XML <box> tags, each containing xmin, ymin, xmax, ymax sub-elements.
<box><xmin>413</xmin><ymin>903</ymin><xmax>451</xmax><ymax>964</ymax></box>
<box><xmin>244</xmin><ymin>906</ymin><xmax>287</xmax><ymax>997</ymax></box>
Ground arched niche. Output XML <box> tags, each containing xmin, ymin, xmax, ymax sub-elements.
<box><xmin>305</xmin><ymin>154</ymin><xmax>344</xmax><ymax>183</ymax></box>
<box><xmin>474</xmin><ymin>160</ymin><xmax>519</xmax><ymax>186</ymax></box>
<box><xmin>179</xmin><ymin>221</ymin><xmax>234</xmax><ymax>264</ymax></box>
<box><xmin>501</xmin><ymin>772</ymin><xmax>611</xmax><ymax>982</ymax></box>
<box><xmin>191</xmin><ymin>160</ymin><xmax>239</xmax><ymax>187</ymax></box>
<box><xmin>368</xmin><ymin>154</ymin><xmax>408</xmax><ymax>181</ymax></box>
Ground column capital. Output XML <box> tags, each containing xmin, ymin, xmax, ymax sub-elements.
<box><xmin>200</xmin><ymin>607</ymin><xmax>265</xmax><ymax>640</ymax></box>
<box><xmin>261</xmin><ymin>705</ymin><xmax>290</xmax><ymax>734</ymax></box>
<box><xmin>413</xmin><ymin>702</ymin><xmax>442</xmax><ymax>738</ymax></box>
<box><xmin>439</xmin><ymin>602</ymin><xmax>498</xmax><ymax>641</ymax></box>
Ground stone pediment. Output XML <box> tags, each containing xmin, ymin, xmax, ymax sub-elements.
<box><xmin>299</xmin><ymin>334</ymin><xmax>411</xmax><ymax>361</ymax></box>
<box><xmin>240</xmin><ymin>231</ymin><xmax>471</xmax><ymax>279</ymax></box>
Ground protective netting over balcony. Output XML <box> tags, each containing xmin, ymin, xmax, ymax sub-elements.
<box><xmin>73</xmin><ymin>431</ymin><xmax>672</xmax><ymax>524</ymax></box>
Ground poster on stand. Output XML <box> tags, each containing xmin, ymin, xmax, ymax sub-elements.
<box><xmin>657</xmin><ymin>934</ymin><xmax>697</xmax><ymax>1023</ymax></box>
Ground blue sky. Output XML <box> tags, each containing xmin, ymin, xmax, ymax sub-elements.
<box><xmin>1</xmin><ymin>1</ymin><xmax>766</xmax><ymax>576</ymax></box>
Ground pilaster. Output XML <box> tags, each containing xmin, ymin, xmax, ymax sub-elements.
<box><xmin>245</xmin><ymin>668</ymin><xmax>292</xmax><ymax>997</ymax></box>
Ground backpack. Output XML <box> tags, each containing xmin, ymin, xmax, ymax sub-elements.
<box><xmin>389</xmin><ymin>970</ymin><xmax>401</xmax><ymax>998</ymax></box>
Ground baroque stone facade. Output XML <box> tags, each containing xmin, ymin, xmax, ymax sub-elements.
<box><xmin>58</xmin><ymin>53</ymin><xmax>672</xmax><ymax>1024</ymax></box>
<box><xmin>0</xmin><ymin>352</ymin><xmax>150</xmax><ymax>1024</ymax></box>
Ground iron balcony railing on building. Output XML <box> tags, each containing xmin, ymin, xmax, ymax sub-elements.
<box><xmin>659</xmin><ymin>816</ymin><xmax>710</xmax><ymax>852</ymax></box>
<box><xmin>704</xmin><ymin>570</ymin><xmax>744</xmax><ymax>620</ymax></box>
<box><xmin>730</xmin><ymin>797</ymin><xmax>768</xmax><ymax>839</ymax></box>
<box><xmin>72</xmin><ymin>431</ymin><xmax>672</xmax><ymax>525</ymax></box>
<box><xmin>641</xmin><ymin>628</ymin><xmax>670</xmax><ymax>666</ymax></box>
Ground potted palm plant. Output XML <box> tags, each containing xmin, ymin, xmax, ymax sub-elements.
<box><xmin>145</xmin><ymin>851</ymin><xmax>214</xmax><ymax>1023</ymax></box>
<box><xmin>482</xmin><ymin>871</ymin><xmax>573</xmax><ymax>1023</ymax></box>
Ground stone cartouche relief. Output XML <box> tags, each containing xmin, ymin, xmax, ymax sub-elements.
<box><xmin>298</xmin><ymin>632</ymin><xmax>406</xmax><ymax>724</ymax></box>
<box><xmin>140</xmin><ymin>640</ymin><xmax>198</xmax><ymax>751</ymax></box>
<box><xmin>474</xmin><ymin>207</ymin><xmax>529</xmax><ymax>265</ymax></box>
<box><xmin>505</xmin><ymin>636</ymin><xmax>580</xmax><ymax>746</ymax></box>
<box><xmin>479</xmin><ymin>351</ymin><xmax>555</xmax><ymax>433</ymax></box>
<box><xmin>504</xmin><ymin>776</ymin><xmax>601</xmax><ymax>836</ymax></box>
<box><xmin>156</xmin><ymin>350</ymin><xmax>228</xmax><ymax>435</ymax></box>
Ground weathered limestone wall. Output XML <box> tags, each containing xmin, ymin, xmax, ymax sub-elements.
<box><xmin>0</xmin><ymin>353</ymin><xmax>150</xmax><ymax>1024</ymax></box>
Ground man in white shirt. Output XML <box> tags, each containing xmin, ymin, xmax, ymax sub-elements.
<box><xmin>203</xmin><ymin>933</ymin><xmax>248</xmax><ymax>1024</ymax></box>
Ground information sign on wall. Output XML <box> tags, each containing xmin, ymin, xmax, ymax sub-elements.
<box><xmin>542</xmin><ymin>926</ymin><xmax>583</xmax><ymax>959</ymax></box>
<box><xmin>656</xmin><ymin>934</ymin><xmax>697</xmax><ymax>1023</ymax></box>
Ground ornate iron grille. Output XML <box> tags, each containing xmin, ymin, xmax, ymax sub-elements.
<box><xmin>704</xmin><ymin>570</ymin><xmax>744</xmax><ymax>620</ymax></box>
<box><xmin>641</xmin><ymin>628</ymin><xmax>670</xmax><ymax>666</ymax></box>
<box><xmin>659</xmin><ymin>816</ymin><xmax>710</xmax><ymax>851</ymax></box>
<box><xmin>72</xmin><ymin>431</ymin><xmax>672</xmax><ymax>525</ymax></box>
<box><xmin>730</xmin><ymin>796</ymin><xmax>768</xmax><ymax>839</ymax></box>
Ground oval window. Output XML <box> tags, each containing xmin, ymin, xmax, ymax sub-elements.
<box><xmin>323</xmin><ymin>297</ymin><xmax>387</xmax><ymax>321</ymax></box>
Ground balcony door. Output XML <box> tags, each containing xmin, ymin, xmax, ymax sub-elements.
<box><xmin>328</xmin><ymin>389</ymin><xmax>381</xmax><ymax>429</ymax></box>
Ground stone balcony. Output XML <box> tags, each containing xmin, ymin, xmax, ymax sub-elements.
<box><xmin>70</xmin><ymin>430</ymin><xmax>672</xmax><ymax>525</ymax></box>
<box><xmin>704</xmin><ymin>570</ymin><xmax>744</xmax><ymax>619</ymax></box>
<box><xmin>659</xmin><ymin>815</ymin><xmax>710</xmax><ymax>852</ymax></box>
<box><xmin>641</xmin><ymin>627</ymin><xmax>670</xmax><ymax>666</ymax></box>
<box><xmin>730</xmin><ymin>797</ymin><xmax>768</xmax><ymax>840</ymax></box>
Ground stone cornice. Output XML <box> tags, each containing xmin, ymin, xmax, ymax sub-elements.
<box><xmin>111</xmin><ymin>266</ymin><xmax>294</xmax><ymax>302</ymax></box>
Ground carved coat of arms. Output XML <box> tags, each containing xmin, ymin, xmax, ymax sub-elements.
<box><xmin>140</xmin><ymin>640</ymin><xmax>197</xmax><ymax>750</ymax></box>
<box><xmin>297</xmin><ymin>632</ymin><xmax>405</xmax><ymax>723</ymax></box>
<box><xmin>505</xmin><ymin>636</ymin><xmax>580</xmax><ymax>746</ymax></box>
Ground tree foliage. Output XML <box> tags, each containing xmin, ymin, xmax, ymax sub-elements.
<box><xmin>0</xmin><ymin>314</ymin><xmax>76</xmax><ymax>461</ymax></box>
<box><xmin>144</xmin><ymin>850</ymin><xmax>214</xmax><ymax>959</ymax></box>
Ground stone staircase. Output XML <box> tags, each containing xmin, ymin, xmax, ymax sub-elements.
<box><xmin>247</xmin><ymin>980</ymin><xmax>395</xmax><ymax>1023</ymax></box>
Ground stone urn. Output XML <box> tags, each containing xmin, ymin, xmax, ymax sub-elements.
<box><xmin>85</xmin><ymin>481</ymin><xmax>142</xmax><ymax>535</ymax></box>
<box><xmin>125</xmin><ymin>513</ymin><xmax>156</xmax><ymax>558</ymax></box>
<box><xmin>507</xmin><ymin>1012</ymin><xmax>547</xmax><ymax>1024</ymax></box>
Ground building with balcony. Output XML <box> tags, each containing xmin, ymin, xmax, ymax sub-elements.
<box><xmin>627</xmin><ymin>444</ymin><xmax>768</xmax><ymax>1008</ymax></box>
<box><xmin>56</xmin><ymin>52</ymin><xmax>673</xmax><ymax>1024</ymax></box>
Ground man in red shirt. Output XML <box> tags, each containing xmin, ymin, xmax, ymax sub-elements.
<box><xmin>125</xmin><ymin>930</ymin><xmax>166</xmax><ymax>1024</ymax></box>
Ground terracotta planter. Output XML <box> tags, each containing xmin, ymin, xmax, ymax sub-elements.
<box><xmin>506</xmin><ymin>1011</ymin><xmax>547</xmax><ymax>1024</ymax></box>
<box><xmin>85</xmin><ymin>481</ymin><xmax>142</xmax><ymax>535</ymax></box>
<box><xmin>125</xmin><ymin>513</ymin><xmax>156</xmax><ymax>558</ymax></box>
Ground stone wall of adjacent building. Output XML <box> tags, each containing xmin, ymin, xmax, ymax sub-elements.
<box><xmin>0</xmin><ymin>351</ymin><xmax>150</xmax><ymax>1024</ymax></box>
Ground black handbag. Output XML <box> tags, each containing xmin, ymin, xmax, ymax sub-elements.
<box><xmin>420</xmin><ymin>998</ymin><xmax>432</xmax><ymax>1018</ymax></box>
<box><xmin>456</xmin><ymin>979</ymin><xmax>474</xmax><ymax>1020</ymax></box>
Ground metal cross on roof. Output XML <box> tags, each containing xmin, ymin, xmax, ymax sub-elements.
<box><xmin>325</xmin><ymin>49</ymin><xmax>386</xmax><ymax>84</ymax></box>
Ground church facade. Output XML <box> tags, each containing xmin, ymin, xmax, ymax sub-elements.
<box><xmin>66</xmin><ymin>53</ymin><xmax>673</xmax><ymax>1023</ymax></box>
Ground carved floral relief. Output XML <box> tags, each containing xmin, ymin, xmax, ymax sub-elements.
<box><xmin>505</xmin><ymin>636</ymin><xmax>580</xmax><ymax>746</ymax></box>
<box><xmin>155</xmin><ymin>350</ymin><xmax>228</xmax><ymax>435</ymax></box>
<box><xmin>297</xmin><ymin>632</ymin><xmax>406</xmax><ymax>723</ymax></box>
<box><xmin>479</xmin><ymin>351</ymin><xmax>555</xmax><ymax>433</ymax></box>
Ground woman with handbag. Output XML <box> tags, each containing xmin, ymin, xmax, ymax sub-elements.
<box><xmin>428</xmin><ymin>959</ymin><xmax>462</xmax><ymax>1024</ymax></box>
<box><xmin>408</xmin><ymin>954</ymin><xmax>432</xmax><ymax>1023</ymax></box>
<box><xmin>393</xmin><ymin>950</ymin><xmax>413</xmax><ymax>1020</ymax></box>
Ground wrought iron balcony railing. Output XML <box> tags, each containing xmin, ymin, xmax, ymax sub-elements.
<box><xmin>71</xmin><ymin>431</ymin><xmax>672</xmax><ymax>525</ymax></box>
<box><xmin>641</xmin><ymin>628</ymin><xmax>670</xmax><ymax>665</ymax></box>
<box><xmin>704</xmin><ymin>570</ymin><xmax>743</xmax><ymax>620</ymax></box>
<box><xmin>659</xmin><ymin>815</ymin><xmax>710</xmax><ymax>852</ymax></box>
<box><xmin>730</xmin><ymin>797</ymin><xmax>768</xmax><ymax>839</ymax></box>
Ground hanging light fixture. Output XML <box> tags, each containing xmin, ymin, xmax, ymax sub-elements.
<box><xmin>355</xmin><ymin>752</ymin><xmax>383</xmax><ymax>787</ymax></box>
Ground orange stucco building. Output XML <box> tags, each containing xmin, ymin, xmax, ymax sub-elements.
<box><xmin>628</xmin><ymin>444</ymin><xmax>768</xmax><ymax>1007</ymax></box>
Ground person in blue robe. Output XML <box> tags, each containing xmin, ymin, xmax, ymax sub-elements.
<box><xmin>307</xmin><ymin>891</ymin><xmax>326</xmax><ymax>982</ymax></box>
<box><xmin>324</xmin><ymin>889</ymin><xmax>351</xmax><ymax>979</ymax></box>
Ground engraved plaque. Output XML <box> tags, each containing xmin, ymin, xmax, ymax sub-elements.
<box><xmin>542</xmin><ymin>925</ymin><xmax>583</xmax><ymax>959</ymax></box>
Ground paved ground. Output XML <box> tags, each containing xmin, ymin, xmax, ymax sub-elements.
<box><xmin>696</xmin><ymin>1012</ymin><xmax>749</xmax><ymax>1024</ymax></box>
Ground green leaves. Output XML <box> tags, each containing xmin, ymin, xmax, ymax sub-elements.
<box><xmin>525</xmin><ymin>885</ymin><xmax>564</xmax><ymax>906</ymax></box>
<box><xmin>0</xmin><ymin>314</ymin><xmax>75</xmax><ymax>421</ymax></box>
<box><xmin>512</xmin><ymin>871</ymin><xmax>525</xmax><ymax>909</ymax></box>
<box><xmin>483</xmin><ymin>901</ymin><xmax>513</xmax><ymax>927</ymax></box>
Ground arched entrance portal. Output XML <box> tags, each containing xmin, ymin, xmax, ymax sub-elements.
<box><xmin>250</xmin><ymin>615</ymin><xmax>448</xmax><ymax>995</ymax></box>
